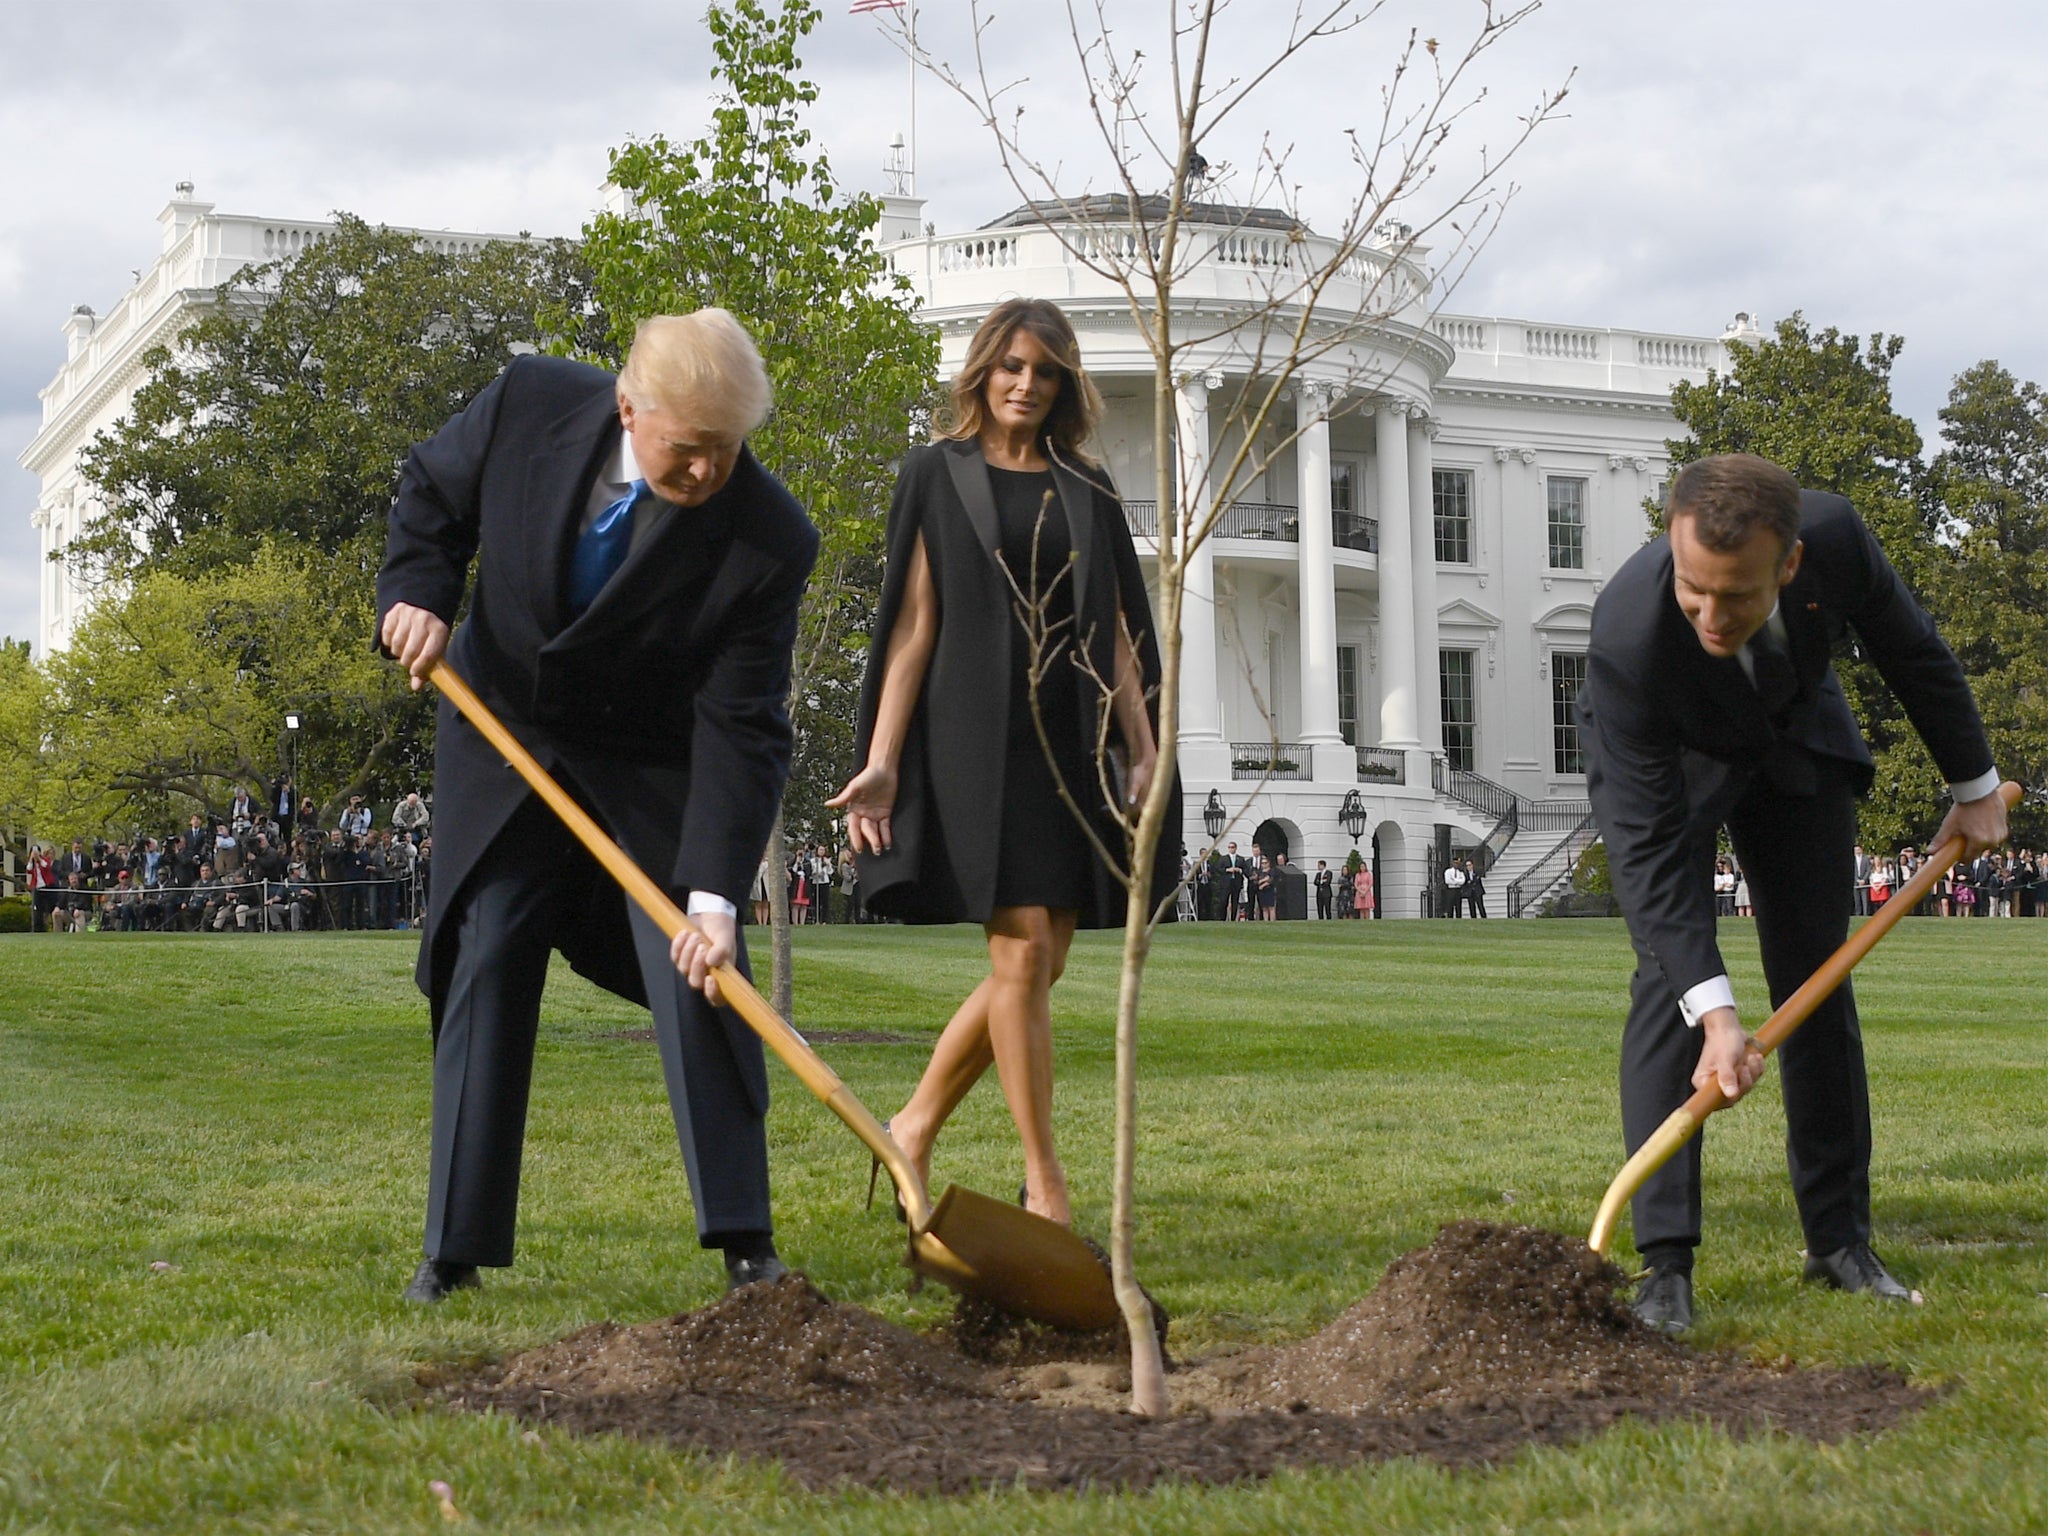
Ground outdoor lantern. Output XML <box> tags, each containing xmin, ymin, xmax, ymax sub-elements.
<box><xmin>1339</xmin><ymin>789</ymin><xmax>1368</xmax><ymax>845</ymax></box>
<box><xmin>1202</xmin><ymin>789</ymin><xmax>1226</xmax><ymax>839</ymax></box>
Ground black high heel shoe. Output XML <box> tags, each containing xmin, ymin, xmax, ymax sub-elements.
<box><xmin>867</xmin><ymin>1121</ymin><xmax>908</xmax><ymax>1224</ymax></box>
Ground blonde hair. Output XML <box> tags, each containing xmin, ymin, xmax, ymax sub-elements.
<box><xmin>618</xmin><ymin>309</ymin><xmax>772</xmax><ymax>439</ymax></box>
<box><xmin>939</xmin><ymin>298</ymin><xmax>1102</xmax><ymax>465</ymax></box>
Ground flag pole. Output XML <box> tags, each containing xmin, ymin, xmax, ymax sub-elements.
<box><xmin>907</xmin><ymin>0</ymin><xmax>917</xmax><ymax>194</ymax></box>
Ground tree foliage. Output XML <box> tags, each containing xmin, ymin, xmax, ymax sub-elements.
<box><xmin>25</xmin><ymin>547</ymin><xmax>407</xmax><ymax>839</ymax></box>
<box><xmin>1926</xmin><ymin>362</ymin><xmax>2048</xmax><ymax>847</ymax></box>
<box><xmin>567</xmin><ymin>0</ymin><xmax>939</xmax><ymax>843</ymax></box>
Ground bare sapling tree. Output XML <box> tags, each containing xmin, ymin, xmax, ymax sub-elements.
<box><xmin>893</xmin><ymin>0</ymin><xmax>1568</xmax><ymax>1413</ymax></box>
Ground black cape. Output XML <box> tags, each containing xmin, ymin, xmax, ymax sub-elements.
<box><xmin>852</xmin><ymin>437</ymin><xmax>1182</xmax><ymax>927</ymax></box>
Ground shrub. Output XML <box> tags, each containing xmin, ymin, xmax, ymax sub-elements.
<box><xmin>0</xmin><ymin>894</ymin><xmax>30</xmax><ymax>934</ymax></box>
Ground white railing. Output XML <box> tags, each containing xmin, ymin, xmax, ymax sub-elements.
<box><xmin>935</xmin><ymin>235</ymin><xmax>1020</xmax><ymax>272</ymax></box>
<box><xmin>1433</xmin><ymin>317</ymin><xmax>1489</xmax><ymax>351</ymax></box>
<box><xmin>890</xmin><ymin>220</ymin><xmax>1430</xmax><ymax>323</ymax></box>
<box><xmin>262</xmin><ymin>225</ymin><xmax>327</xmax><ymax>258</ymax></box>
<box><xmin>1635</xmin><ymin>336</ymin><xmax>1711</xmax><ymax>369</ymax></box>
<box><xmin>1524</xmin><ymin>326</ymin><xmax>1603</xmax><ymax>361</ymax></box>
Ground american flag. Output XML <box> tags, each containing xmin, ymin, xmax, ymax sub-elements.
<box><xmin>849</xmin><ymin>0</ymin><xmax>903</xmax><ymax>12</ymax></box>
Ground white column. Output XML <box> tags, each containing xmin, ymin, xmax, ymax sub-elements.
<box><xmin>1174</xmin><ymin>373</ymin><xmax>1230</xmax><ymax>783</ymax></box>
<box><xmin>1407</xmin><ymin>410</ymin><xmax>1442</xmax><ymax>758</ymax></box>
<box><xmin>1294</xmin><ymin>385</ymin><xmax>1345</xmax><ymax>778</ymax></box>
<box><xmin>1373</xmin><ymin>402</ymin><xmax>1420</xmax><ymax>748</ymax></box>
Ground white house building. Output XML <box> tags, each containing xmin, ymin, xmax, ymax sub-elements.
<box><xmin>22</xmin><ymin>184</ymin><xmax>1758</xmax><ymax>916</ymax></box>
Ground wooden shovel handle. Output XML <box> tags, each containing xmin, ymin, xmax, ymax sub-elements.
<box><xmin>1589</xmin><ymin>779</ymin><xmax>2022</xmax><ymax>1253</ymax></box>
<box><xmin>427</xmin><ymin>659</ymin><xmax>933</xmax><ymax>1229</ymax></box>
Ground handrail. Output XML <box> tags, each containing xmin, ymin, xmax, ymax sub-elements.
<box><xmin>1506</xmin><ymin>808</ymin><xmax>1601</xmax><ymax>918</ymax></box>
<box><xmin>1431</xmin><ymin>756</ymin><xmax>1517</xmax><ymax>873</ymax></box>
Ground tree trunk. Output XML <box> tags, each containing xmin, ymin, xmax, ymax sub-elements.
<box><xmin>766</xmin><ymin>810</ymin><xmax>794</xmax><ymax>1022</ymax></box>
<box><xmin>1111</xmin><ymin>885</ymin><xmax>1167</xmax><ymax>1415</ymax></box>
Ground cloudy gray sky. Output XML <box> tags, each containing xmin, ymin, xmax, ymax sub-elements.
<box><xmin>5</xmin><ymin>0</ymin><xmax>2044</xmax><ymax>652</ymax></box>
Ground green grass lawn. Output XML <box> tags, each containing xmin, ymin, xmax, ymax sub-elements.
<box><xmin>1</xmin><ymin>918</ymin><xmax>2044</xmax><ymax>1533</ymax></box>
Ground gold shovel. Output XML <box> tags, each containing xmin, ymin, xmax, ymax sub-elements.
<box><xmin>1589</xmin><ymin>779</ymin><xmax>2023</xmax><ymax>1255</ymax></box>
<box><xmin>429</xmin><ymin>659</ymin><xmax>1120</xmax><ymax>1330</ymax></box>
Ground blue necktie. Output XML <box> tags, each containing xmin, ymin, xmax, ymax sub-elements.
<box><xmin>567</xmin><ymin>478</ymin><xmax>646</xmax><ymax>616</ymax></box>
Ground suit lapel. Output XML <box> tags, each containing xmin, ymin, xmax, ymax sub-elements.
<box><xmin>941</xmin><ymin>438</ymin><xmax>1003</xmax><ymax>563</ymax></box>
<box><xmin>524</xmin><ymin>387</ymin><xmax>623</xmax><ymax>633</ymax></box>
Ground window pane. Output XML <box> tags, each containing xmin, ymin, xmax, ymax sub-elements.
<box><xmin>1547</xmin><ymin>477</ymin><xmax>1585</xmax><ymax>569</ymax></box>
<box><xmin>1433</xmin><ymin>468</ymin><xmax>1471</xmax><ymax>563</ymax></box>
<box><xmin>1551</xmin><ymin>651</ymin><xmax>1588</xmax><ymax>776</ymax></box>
<box><xmin>1439</xmin><ymin>648</ymin><xmax>1475</xmax><ymax>771</ymax></box>
<box><xmin>1331</xmin><ymin>460</ymin><xmax>1356</xmax><ymax>515</ymax></box>
<box><xmin>1336</xmin><ymin>645</ymin><xmax>1359</xmax><ymax>747</ymax></box>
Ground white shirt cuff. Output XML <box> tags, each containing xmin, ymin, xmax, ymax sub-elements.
<box><xmin>686</xmin><ymin>891</ymin><xmax>738</xmax><ymax>920</ymax></box>
<box><xmin>1948</xmin><ymin>767</ymin><xmax>2001</xmax><ymax>804</ymax></box>
<box><xmin>1677</xmin><ymin>974</ymin><xmax>1737</xmax><ymax>1029</ymax></box>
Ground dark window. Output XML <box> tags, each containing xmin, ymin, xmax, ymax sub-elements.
<box><xmin>1547</xmin><ymin>477</ymin><xmax>1586</xmax><ymax>569</ymax></box>
<box><xmin>1439</xmin><ymin>649</ymin><xmax>1476</xmax><ymax>770</ymax></box>
<box><xmin>1551</xmin><ymin>651</ymin><xmax>1588</xmax><ymax>776</ymax></box>
<box><xmin>1337</xmin><ymin>645</ymin><xmax>1359</xmax><ymax>747</ymax></box>
<box><xmin>1433</xmin><ymin>468</ymin><xmax>1472</xmax><ymax>563</ymax></box>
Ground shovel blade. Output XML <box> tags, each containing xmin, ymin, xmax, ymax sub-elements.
<box><xmin>909</xmin><ymin>1183</ymin><xmax>1122</xmax><ymax>1332</ymax></box>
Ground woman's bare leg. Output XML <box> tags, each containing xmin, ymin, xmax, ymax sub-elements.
<box><xmin>983</xmin><ymin>905</ymin><xmax>1079</xmax><ymax>1224</ymax></box>
<box><xmin>890</xmin><ymin>907</ymin><xmax>1077</xmax><ymax>1222</ymax></box>
<box><xmin>889</xmin><ymin>978</ymin><xmax>997</xmax><ymax>1188</ymax></box>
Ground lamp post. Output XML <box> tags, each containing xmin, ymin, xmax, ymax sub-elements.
<box><xmin>1202</xmin><ymin>789</ymin><xmax>1226</xmax><ymax>841</ymax></box>
<box><xmin>1339</xmin><ymin>788</ymin><xmax>1368</xmax><ymax>846</ymax></box>
<box><xmin>283</xmin><ymin>712</ymin><xmax>303</xmax><ymax>825</ymax></box>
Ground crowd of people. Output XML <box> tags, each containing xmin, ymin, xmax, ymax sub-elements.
<box><xmin>757</xmin><ymin>842</ymin><xmax>863</xmax><ymax>925</ymax></box>
<box><xmin>1712</xmin><ymin>844</ymin><xmax>2048</xmax><ymax>918</ymax></box>
<box><xmin>21</xmin><ymin>780</ymin><xmax>435</xmax><ymax>935</ymax></box>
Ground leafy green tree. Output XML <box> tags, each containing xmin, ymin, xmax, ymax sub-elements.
<box><xmin>1926</xmin><ymin>362</ymin><xmax>2048</xmax><ymax>847</ymax></box>
<box><xmin>0</xmin><ymin>639</ymin><xmax>47</xmax><ymax>868</ymax></box>
<box><xmin>568</xmin><ymin>0</ymin><xmax>939</xmax><ymax>1011</ymax></box>
<box><xmin>1666</xmin><ymin>314</ymin><xmax>1953</xmax><ymax>846</ymax></box>
<box><xmin>28</xmin><ymin>546</ymin><xmax>406</xmax><ymax>839</ymax></box>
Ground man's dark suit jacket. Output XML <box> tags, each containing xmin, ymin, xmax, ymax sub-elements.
<box><xmin>375</xmin><ymin>355</ymin><xmax>818</xmax><ymax>1029</ymax></box>
<box><xmin>1580</xmin><ymin>491</ymin><xmax>1991</xmax><ymax>1005</ymax></box>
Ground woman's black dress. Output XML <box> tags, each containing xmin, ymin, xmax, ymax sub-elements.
<box><xmin>987</xmin><ymin>465</ymin><xmax>1097</xmax><ymax>910</ymax></box>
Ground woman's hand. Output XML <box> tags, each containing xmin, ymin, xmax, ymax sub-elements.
<box><xmin>1122</xmin><ymin>749</ymin><xmax>1157</xmax><ymax>815</ymax></box>
<box><xmin>827</xmin><ymin>762</ymin><xmax>900</xmax><ymax>855</ymax></box>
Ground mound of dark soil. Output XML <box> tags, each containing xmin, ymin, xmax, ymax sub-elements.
<box><xmin>431</xmin><ymin>1224</ymin><xmax>1935</xmax><ymax>1494</ymax></box>
<box><xmin>1216</xmin><ymin>1220</ymin><xmax>1684</xmax><ymax>1410</ymax></box>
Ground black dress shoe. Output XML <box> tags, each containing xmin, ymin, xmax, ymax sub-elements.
<box><xmin>724</xmin><ymin>1252</ymin><xmax>790</xmax><ymax>1291</ymax></box>
<box><xmin>1804</xmin><ymin>1241</ymin><xmax>1914</xmax><ymax>1301</ymax></box>
<box><xmin>1631</xmin><ymin>1268</ymin><xmax>1693</xmax><ymax>1334</ymax></box>
<box><xmin>402</xmin><ymin>1258</ymin><xmax>479</xmax><ymax>1304</ymax></box>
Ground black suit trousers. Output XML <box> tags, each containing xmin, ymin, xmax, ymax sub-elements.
<box><xmin>424</xmin><ymin>794</ymin><xmax>772</xmax><ymax>1267</ymax></box>
<box><xmin>1621</xmin><ymin>756</ymin><xmax>1870</xmax><ymax>1260</ymax></box>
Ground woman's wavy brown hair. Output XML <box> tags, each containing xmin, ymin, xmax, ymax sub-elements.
<box><xmin>938</xmin><ymin>298</ymin><xmax>1104</xmax><ymax>466</ymax></box>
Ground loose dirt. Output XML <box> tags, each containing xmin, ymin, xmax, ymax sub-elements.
<box><xmin>429</xmin><ymin>1221</ymin><xmax>1934</xmax><ymax>1494</ymax></box>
